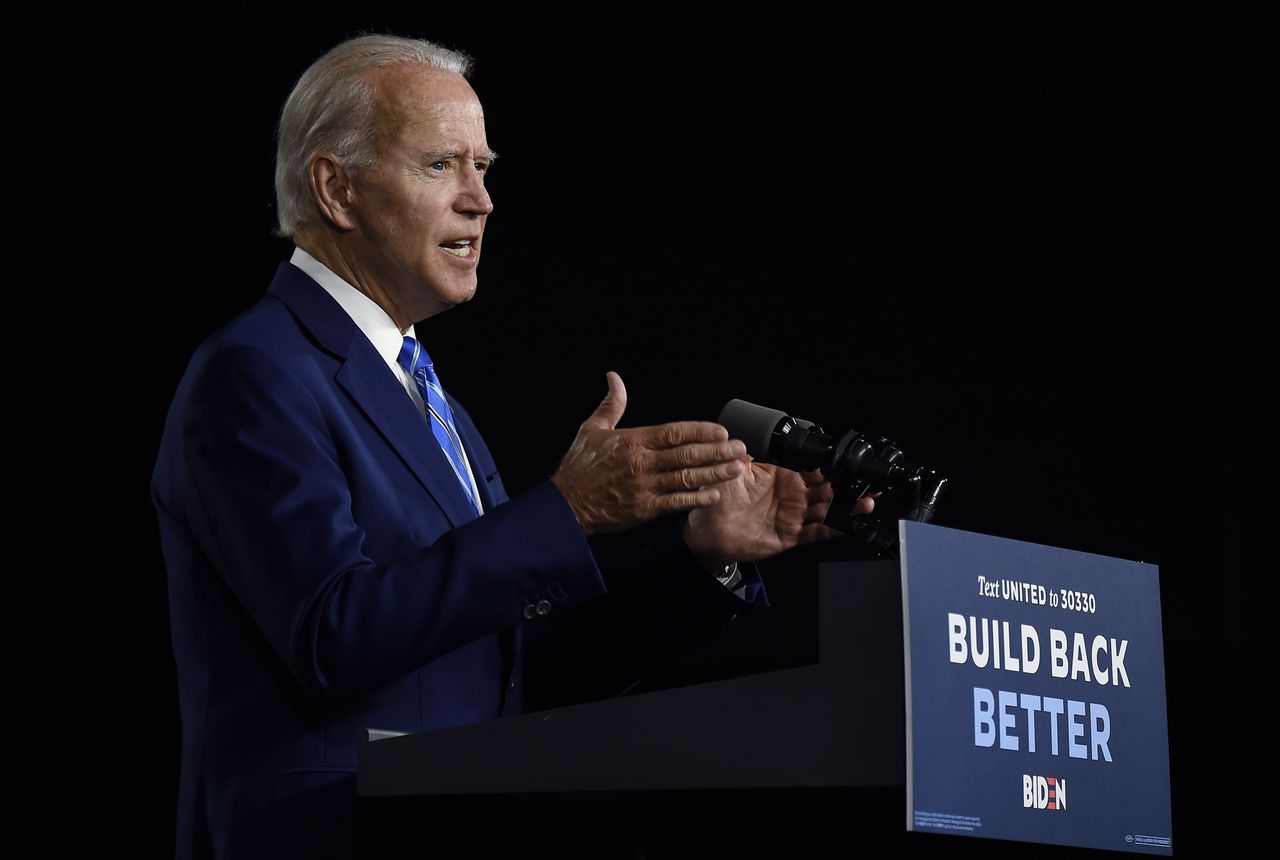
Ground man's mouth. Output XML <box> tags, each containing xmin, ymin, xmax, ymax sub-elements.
<box><xmin>439</xmin><ymin>239</ymin><xmax>475</xmax><ymax>258</ymax></box>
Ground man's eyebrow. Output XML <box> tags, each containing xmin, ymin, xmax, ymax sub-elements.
<box><xmin>421</xmin><ymin>148</ymin><xmax>499</xmax><ymax>163</ymax></box>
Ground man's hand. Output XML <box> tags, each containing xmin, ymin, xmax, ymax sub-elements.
<box><xmin>552</xmin><ymin>372</ymin><xmax>748</xmax><ymax>535</ymax></box>
<box><xmin>683</xmin><ymin>461</ymin><xmax>875</xmax><ymax>570</ymax></box>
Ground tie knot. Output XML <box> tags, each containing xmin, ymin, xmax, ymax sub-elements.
<box><xmin>397</xmin><ymin>336</ymin><xmax>435</xmax><ymax>378</ymax></box>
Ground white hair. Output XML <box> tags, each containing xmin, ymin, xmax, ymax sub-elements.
<box><xmin>273</xmin><ymin>34</ymin><xmax>473</xmax><ymax>239</ymax></box>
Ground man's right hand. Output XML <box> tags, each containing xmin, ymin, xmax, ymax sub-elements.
<box><xmin>551</xmin><ymin>372</ymin><xmax>747</xmax><ymax>535</ymax></box>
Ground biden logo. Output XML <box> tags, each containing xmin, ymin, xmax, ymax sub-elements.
<box><xmin>1022</xmin><ymin>774</ymin><xmax>1066</xmax><ymax>810</ymax></box>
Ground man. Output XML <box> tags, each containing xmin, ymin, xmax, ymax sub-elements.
<box><xmin>152</xmin><ymin>34</ymin><xmax>869</xmax><ymax>858</ymax></box>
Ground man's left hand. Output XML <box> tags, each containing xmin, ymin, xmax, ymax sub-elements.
<box><xmin>682</xmin><ymin>460</ymin><xmax>875</xmax><ymax>571</ymax></box>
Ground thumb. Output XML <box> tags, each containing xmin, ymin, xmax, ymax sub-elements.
<box><xmin>580</xmin><ymin>371</ymin><xmax>627</xmax><ymax>430</ymax></box>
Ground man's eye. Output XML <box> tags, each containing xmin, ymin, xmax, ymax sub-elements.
<box><xmin>430</xmin><ymin>161</ymin><xmax>447</xmax><ymax>171</ymax></box>
<box><xmin>474</xmin><ymin>162</ymin><xmax>489</xmax><ymax>173</ymax></box>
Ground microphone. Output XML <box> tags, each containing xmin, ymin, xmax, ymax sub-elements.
<box><xmin>718</xmin><ymin>399</ymin><xmax>947</xmax><ymax>542</ymax></box>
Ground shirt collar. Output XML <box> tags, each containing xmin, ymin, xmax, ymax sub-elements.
<box><xmin>289</xmin><ymin>246</ymin><xmax>416</xmax><ymax>368</ymax></box>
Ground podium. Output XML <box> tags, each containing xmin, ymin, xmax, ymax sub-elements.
<box><xmin>357</xmin><ymin>560</ymin><xmax>909</xmax><ymax>856</ymax></box>
<box><xmin>358</xmin><ymin>522</ymin><xmax>1172</xmax><ymax>857</ymax></box>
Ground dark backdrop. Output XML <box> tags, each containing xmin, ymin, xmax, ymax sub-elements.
<box><xmin>23</xmin><ymin>2</ymin><xmax>1275</xmax><ymax>855</ymax></box>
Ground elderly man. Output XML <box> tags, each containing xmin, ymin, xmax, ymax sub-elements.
<box><xmin>152</xmin><ymin>33</ymin><xmax>868</xmax><ymax>858</ymax></box>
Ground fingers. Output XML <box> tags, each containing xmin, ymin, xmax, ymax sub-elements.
<box><xmin>649</xmin><ymin>486</ymin><xmax>722</xmax><ymax>514</ymax></box>
<box><xmin>579</xmin><ymin>371</ymin><xmax>628</xmax><ymax>431</ymax></box>
<box><xmin>800</xmin><ymin>468</ymin><xmax>827</xmax><ymax>487</ymax></box>
<box><xmin>800</xmin><ymin>491</ymin><xmax>873</xmax><ymax>526</ymax></box>
<box><xmin>803</xmin><ymin>497</ymin><xmax>832</xmax><ymax>519</ymax></box>
<box><xmin>645</xmin><ymin>439</ymin><xmax>746</xmax><ymax>472</ymax></box>
<box><xmin>638</xmin><ymin>437</ymin><xmax>747</xmax><ymax>493</ymax></box>
<box><xmin>800</xmin><ymin>470</ymin><xmax>872</xmax><ymax>512</ymax></box>
<box><xmin>635</xmin><ymin>420</ymin><xmax>729</xmax><ymax>449</ymax></box>
<box><xmin>805</xmin><ymin>481</ymin><xmax>835</xmax><ymax>504</ymax></box>
<box><xmin>650</xmin><ymin>459</ymin><xmax>745</xmax><ymax>493</ymax></box>
<box><xmin>798</xmin><ymin>522</ymin><xmax>844</xmax><ymax>544</ymax></box>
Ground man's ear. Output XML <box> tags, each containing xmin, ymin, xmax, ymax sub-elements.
<box><xmin>308</xmin><ymin>152</ymin><xmax>358</xmax><ymax>231</ymax></box>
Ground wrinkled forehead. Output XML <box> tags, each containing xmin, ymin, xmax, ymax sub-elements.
<box><xmin>368</xmin><ymin>65</ymin><xmax>485</xmax><ymax>147</ymax></box>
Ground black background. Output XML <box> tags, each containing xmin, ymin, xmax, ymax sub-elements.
<box><xmin>23</xmin><ymin>2</ymin><xmax>1275</xmax><ymax>855</ymax></box>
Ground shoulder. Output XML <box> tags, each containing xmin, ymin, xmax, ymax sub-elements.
<box><xmin>184</xmin><ymin>259</ymin><xmax>357</xmax><ymax>379</ymax></box>
<box><xmin>184</xmin><ymin>290</ymin><xmax>339</xmax><ymax>391</ymax></box>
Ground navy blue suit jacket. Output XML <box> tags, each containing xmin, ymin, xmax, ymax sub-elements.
<box><xmin>152</xmin><ymin>260</ymin><xmax>761</xmax><ymax>858</ymax></box>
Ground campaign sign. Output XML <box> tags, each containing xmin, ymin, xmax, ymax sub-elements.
<box><xmin>901</xmin><ymin>521</ymin><xmax>1172</xmax><ymax>853</ymax></box>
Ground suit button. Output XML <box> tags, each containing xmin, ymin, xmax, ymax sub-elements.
<box><xmin>522</xmin><ymin>603</ymin><xmax>537</xmax><ymax>619</ymax></box>
<box><xmin>535</xmin><ymin>600</ymin><xmax>552</xmax><ymax>616</ymax></box>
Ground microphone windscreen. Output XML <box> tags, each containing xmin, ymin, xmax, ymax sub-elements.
<box><xmin>717</xmin><ymin>399</ymin><xmax>786</xmax><ymax>459</ymax></box>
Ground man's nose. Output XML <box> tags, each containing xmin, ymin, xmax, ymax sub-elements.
<box><xmin>456</xmin><ymin>170</ymin><xmax>493</xmax><ymax>216</ymax></box>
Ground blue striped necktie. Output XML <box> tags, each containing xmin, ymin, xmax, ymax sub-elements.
<box><xmin>396</xmin><ymin>336</ymin><xmax>479</xmax><ymax>513</ymax></box>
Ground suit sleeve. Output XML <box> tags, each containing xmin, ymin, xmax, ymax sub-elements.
<box><xmin>523</xmin><ymin>514</ymin><xmax>769</xmax><ymax>710</ymax></box>
<box><xmin>179</xmin><ymin>344</ymin><xmax>605</xmax><ymax>700</ymax></box>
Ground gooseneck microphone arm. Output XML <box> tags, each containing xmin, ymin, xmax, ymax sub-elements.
<box><xmin>717</xmin><ymin>399</ymin><xmax>948</xmax><ymax>557</ymax></box>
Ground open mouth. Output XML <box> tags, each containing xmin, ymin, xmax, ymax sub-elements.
<box><xmin>439</xmin><ymin>239</ymin><xmax>475</xmax><ymax>258</ymax></box>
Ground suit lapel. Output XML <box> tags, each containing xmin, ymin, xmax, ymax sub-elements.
<box><xmin>449</xmin><ymin>402</ymin><xmax>505</xmax><ymax>512</ymax></box>
<box><xmin>335</xmin><ymin>355</ymin><xmax>479</xmax><ymax>528</ymax></box>
<box><xmin>267</xmin><ymin>262</ymin><xmax>479</xmax><ymax>529</ymax></box>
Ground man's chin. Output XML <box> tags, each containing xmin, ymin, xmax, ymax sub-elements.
<box><xmin>420</xmin><ymin>283</ymin><xmax>478</xmax><ymax>318</ymax></box>
<box><xmin>446</xmin><ymin>284</ymin><xmax>478</xmax><ymax>308</ymax></box>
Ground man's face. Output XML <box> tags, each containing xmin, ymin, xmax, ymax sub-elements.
<box><xmin>347</xmin><ymin>65</ymin><xmax>494</xmax><ymax>322</ymax></box>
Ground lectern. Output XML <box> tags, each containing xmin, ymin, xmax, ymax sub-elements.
<box><xmin>358</xmin><ymin>560</ymin><xmax>908</xmax><ymax>856</ymax></box>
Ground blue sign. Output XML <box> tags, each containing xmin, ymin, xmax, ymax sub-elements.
<box><xmin>901</xmin><ymin>521</ymin><xmax>1172</xmax><ymax>853</ymax></box>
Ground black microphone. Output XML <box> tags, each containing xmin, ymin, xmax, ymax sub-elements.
<box><xmin>718</xmin><ymin>399</ymin><xmax>947</xmax><ymax>534</ymax></box>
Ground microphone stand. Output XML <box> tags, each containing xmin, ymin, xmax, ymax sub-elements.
<box><xmin>819</xmin><ymin>434</ymin><xmax>948</xmax><ymax>560</ymax></box>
